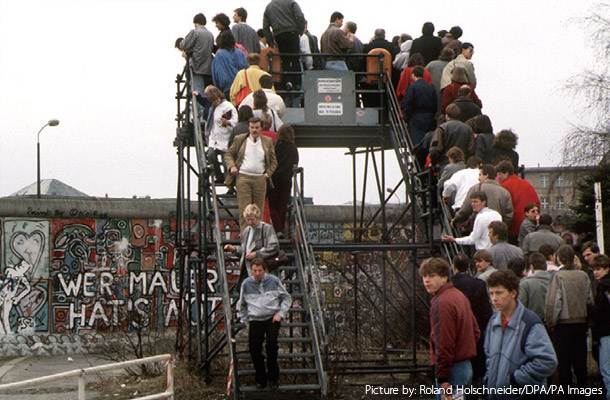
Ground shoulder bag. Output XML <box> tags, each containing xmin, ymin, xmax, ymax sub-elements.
<box><xmin>235</xmin><ymin>70</ymin><xmax>252</xmax><ymax>106</ymax></box>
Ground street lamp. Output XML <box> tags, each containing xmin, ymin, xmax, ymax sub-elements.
<box><xmin>37</xmin><ymin>119</ymin><xmax>60</xmax><ymax>198</ymax></box>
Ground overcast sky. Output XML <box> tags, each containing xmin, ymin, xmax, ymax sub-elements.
<box><xmin>0</xmin><ymin>0</ymin><xmax>598</xmax><ymax>204</ymax></box>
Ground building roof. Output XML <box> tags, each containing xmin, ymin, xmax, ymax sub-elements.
<box><xmin>523</xmin><ymin>165</ymin><xmax>598</xmax><ymax>174</ymax></box>
<box><xmin>9</xmin><ymin>179</ymin><xmax>89</xmax><ymax>198</ymax></box>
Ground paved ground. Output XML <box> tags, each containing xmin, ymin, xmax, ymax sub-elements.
<box><xmin>0</xmin><ymin>355</ymin><xmax>121</xmax><ymax>400</ymax></box>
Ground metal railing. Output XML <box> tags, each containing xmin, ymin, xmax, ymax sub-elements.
<box><xmin>266</xmin><ymin>51</ymin><xmax>390</xmax><ymax>113</ymax></box>
<box><xmin>182</xmin><ymin>59</ymin><xmax>239</xmax><ymax>394</ymax></box>
<box><xmin>0</xmin><ymin>354</ymin><xmax>174</xmax><ymax>400</ymax></box>
<box><xmin>292</xmin><ymin>167</ymin><xmax>328</xmax><ymax>397</ymax></box>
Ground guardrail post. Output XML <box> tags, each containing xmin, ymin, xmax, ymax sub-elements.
<box><xmin>78</xmin><ymin>369</ymin><xmax>86</xmax><ymax>400</ymax></box>
<box><xmin>166</xmin><ymin>356</ymin><xmax>175</xmax><ymax>400</ymax></box>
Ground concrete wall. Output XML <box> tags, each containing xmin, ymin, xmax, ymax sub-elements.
<box><xmin>0</xmin><ymin>196</ymin><xmax>410</xmax><ymax>357</ymax></box>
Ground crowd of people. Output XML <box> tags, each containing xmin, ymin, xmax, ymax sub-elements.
<box><xmin>429</xmin><ymin>159</ymin><xmax>609</xmax><ymax>398</ymax></box>
<box><xmin>175</xmin><ymin>3</ymin><xmax>609</xmax><ymax>397</ymax></box>
<box><xmin>420</xmin><ymin>244</ymin><xmax>610</xmax><ymax>399</ymax></box>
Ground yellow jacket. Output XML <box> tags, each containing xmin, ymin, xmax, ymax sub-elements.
<box><xmin>229</xmin><ymin>66</ymin><xmax>271</xmax><ymax>105</ymax></box>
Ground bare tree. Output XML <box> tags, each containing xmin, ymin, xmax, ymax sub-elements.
<box><xmin>563</xmin><ymin>3</ymin><xmax>610</xmax><ymax>165</ymax></box>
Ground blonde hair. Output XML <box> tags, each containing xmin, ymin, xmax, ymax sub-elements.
<box><xmin>243</xmin><ymin>204</ymin><xmax>261</xmax><ymax>219</ymax></box>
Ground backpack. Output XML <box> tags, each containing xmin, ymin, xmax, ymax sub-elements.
<box><xmin>306</xmin><ymin>32</ymin><xmax>326</xmax><ymax>70</ymax></box>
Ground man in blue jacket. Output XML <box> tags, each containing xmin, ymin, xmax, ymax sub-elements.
<box><xmin>484</xmin><ymin>270</ymin><xmax>557</xmax><ymax>399</ymax></box>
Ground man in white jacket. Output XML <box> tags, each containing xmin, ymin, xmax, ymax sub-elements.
<box><xmin>442</xmin><ymin>191</ymin><xmax>502</xmax><ymax>250</ymax></box>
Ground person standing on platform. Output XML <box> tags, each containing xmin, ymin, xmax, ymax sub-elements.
<box><xmin>231</xmin><ymin>7</ymin><xmax>261</xmax><ymax>54</ymax></box>
<box><xmin>180</xmin><ymin>13</ymin><xmax>214</xmax><ymax>116</ymax></box>
<box><xmin>320</xmin><ymin>11</ymin><xmax>354</xmax><ymax>71</ymax></box>
<box><xmin>262</xmin><ymin>0</ymin><xmax>306</xmax><ymax>88</ymax></box>
<box><xmin>401</xmin><ymin>65</ymin><xmax>437</xmax><ymax>146</ymax></box>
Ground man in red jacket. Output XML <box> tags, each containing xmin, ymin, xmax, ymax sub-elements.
<box><xmin>420</xmin><ymin>257</ymin><xmax>480</xmax><ymax>398</ymax></box>
<box><xmin>495</xmin><ymin>160</ymin><xmax>540</xmax><ymax>245</ymax></box>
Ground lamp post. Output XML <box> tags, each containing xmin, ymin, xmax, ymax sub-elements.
<box><xmin>37</xmin><ymin>119</ymin><xmax>60</xmax><ymax>199</ymax></box>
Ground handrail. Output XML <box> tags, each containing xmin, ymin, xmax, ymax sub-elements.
<box><xmin>182</xmin><ymin>59</ymin><xmax>239</xmax><ymax>395</ymax></box>
<box><xmin>0</xmin><ymin>354</ymin><xmax>174</xmax><ymax>400</ymax></box>
<box><xmin>383</xmin><ymin>71</ymin><xmax>460</xmax><ymax>260</ymax></box>
<box><xmin>292</xmin><ymin>167</ymin><xmax>328</xmax><ymax>397</ymax></box>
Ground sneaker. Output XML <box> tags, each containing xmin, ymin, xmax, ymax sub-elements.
<box><xmin>285</xmin><ymin>82</ymin><xmax>293</xmax><ymax>91</ymax></box>
<box><xmin>256</xmin><ymin>382</ymin><xmax>267</xmax><ymax>389</ymax></box>
<box><xmin>269</xmin><ymin>381</ymin><xmax>279</xmax><ymax>390</ymax></box>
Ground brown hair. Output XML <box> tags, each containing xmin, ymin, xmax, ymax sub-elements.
<box><xmin>252</xmin><ymin>89</ymin><xmax>268</xmax><ymax>112</ymax></box>
<box><xmin>495</xmin><ymin>160</ymin><xmax>514</xmax><ymax>175</ymax></box>
<box><xmin>204</xmin><ymin>85</ymin><xmax>224</xmax><ymax>101</ymax></box>
<box><xmin>591</xmin><ymin>254</ymin><xmax>610</xmax><ymax>270</ymax></box>
<box><xmin>407</xmin><ymin>53</ymin><xmax>425</xmax><ymax>67</ymax></box>
<box><xmin>470</xmin><ymin>190</ymin><xmax>487</xmax><ymax>203</ymax></box>
<box><xmin>450</xmin><ymin>67</ymin><xmax>469</xmax><ymax>84</ymax></box>
<box><xmin>524</xmin><ymin>203</ymin><xmax>538</xmax><ymax>213</ymax></box>
<box><xmin>277</xmin><ymin>124</ymin><xmax>295</xmax><ymax>144</ymax></box>
<box><xmin>538</xmin><ymin>244</ymin><xmax>556</xmax><ymax>260</ymax></box>
<box><xmin>261</xmin><ymin>113</ymin><xmax>272</xmax><ymax>130</ymax></box>
<box><xmin>246</xmin><ymin>53</ymin><xmax>260</xmax><ymax>65</ymax></box>
<box><xmin>488</xmin><ymin>221</ymin><xmax>508</xmax><ymax>241</ymax></box>
<box><xmin>445</xmin><ymin>103</ymin><xmax>461</xmax><ymax>119</ymax></box>
<box><xmin>473</xmin><ymin>249</ymin><xmax>492</xmax><ymax>263</ymax></box>
<box><xmin>419</xmin><ymin>257</ymin><xmax>450</xmax><ymax>277</ymax></box>
<box><xmin>493</xmin><ymin>129</ymin><xmax>518</xmax><ymax>150</ymax></box>
<box><xmin>446</xmin><ymin>146</ymin><xmax>465</xmax><ymax>162</ymax></box>
<box><xmin>487</xmin><ymin>270</ymin><xmax>520</xmax><ymax>292</ymax></box>
<box><xmin>557</xmin><ymin>244</ymin><xmax>575</xmax><ymax>269</ymax></box>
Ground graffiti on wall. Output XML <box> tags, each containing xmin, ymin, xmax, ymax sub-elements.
<box><xmin>0</xmin><ymin>217</ymin><xmax>230</xmax><ymax>347</ymax></box>
<box><xmin>1</xmin><ymin>219</ymin><xmax>51</xmax><ymax>335</ymax></box>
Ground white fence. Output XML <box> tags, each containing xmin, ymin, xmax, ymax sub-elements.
<box><xmin>0</xmin><ymin>353</ymin><xmax>174</xmax><ymax>400</ymax></box>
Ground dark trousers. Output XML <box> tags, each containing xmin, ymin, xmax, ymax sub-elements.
<box><xmin>268</xmin><ymin>185</ymin><xmax>291</xmax><ymax>234</ymax></box>
<box><xmin>205</xmin><ymin>148</ymin><xmax>225</xmax><ymax>183</ymax></box>
<box><xmin>554</xmin><ymin>323</ymin><xmax>588</xmax><ymax>388</ymax></box>
<box><xmin>249</xmin><ymin>318</ymin><xmax>281</xmax><ymax>385</ymax></box>
<box><xmin>274</xmin><ymin>32</ymin><xmax>301</xmax><ymax>86</ymax></box>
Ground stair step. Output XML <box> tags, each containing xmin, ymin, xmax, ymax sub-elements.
<box><xmin>237</xmin><ymin>368</ymin><xmax>317</xmax><ymax>376</ymax></box>
<box><xmin>230</xmin><ymin>292</ymin><xmax>302</xmax><ymax>299</ymax></box>
<box><xmin>240</xmin><ymin>384</ymin><xmax>321</xmax><ymax>392</ymax></box>
<box><xmin>234</xmin><ymin>322</ymin><xmax>309</xmax><ymax>329</ymax></box>
<box><xmin>235</xmin><ymin>337</ymin><xmax>311</xmax><ymax>344</ymax></box>
<box><xmin>236</xmin><ymin>352</ymin><xmax>314</xmax><ymax>360</ymax></box>
<box><xmin>280</xmin><ymin>322</ymin><xmax>310</xmax><ymax>328</ymax></box>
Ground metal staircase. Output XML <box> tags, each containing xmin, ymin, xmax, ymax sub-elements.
<box><xmin>383</xmin><ymin>71</ymin><xmax>461</xmax><ymax>261</ymax></box>
<box><xmin>174</xmin><ymin>58</ymin><xmax>327</xmax><ymax>399</ymax></box>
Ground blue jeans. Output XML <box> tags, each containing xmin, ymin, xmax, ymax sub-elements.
<box><xmin>324</xmin><ymin>60</ymin><xmax>348</xmax><ymax>71</ymax></box>
<box><xmin>601</xmin><ymin>335</ymin><xmax>610</xmax><ymax>400</ymax></box>
<box><xmin>435</xmin><ymin>359</ymin><xmax>472</xmax><ymax>400</ymax></box>
<box><xmin>192</xmin><ymin>73</ymin><xmax>211</xmax><ymax>118</ymax></box>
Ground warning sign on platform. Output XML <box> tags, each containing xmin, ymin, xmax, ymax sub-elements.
<box><xmin>317</xmin><ymin>78</ymin><xmax>342</xmax><ymax>93</ymax></box>
<box><xmin>318</xmin><ymin>103</ymin><xmax>343</xmax><ymax>116</ymax></box>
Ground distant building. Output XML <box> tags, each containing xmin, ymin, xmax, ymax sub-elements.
<box><xmin>522</xmin><ymin>166</ymin><xmax>597</xmax><ymax>221</ymax></box>
<box><xmin>9</xmin><ymin>179</ymin><xmax>89</xmax><ymax>198</ymax></box>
